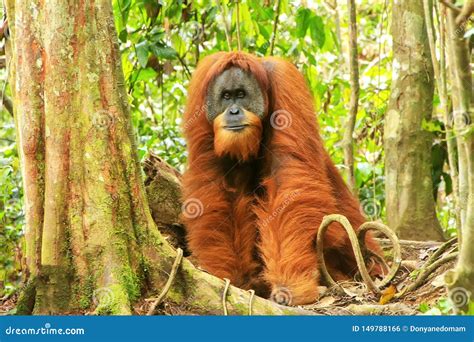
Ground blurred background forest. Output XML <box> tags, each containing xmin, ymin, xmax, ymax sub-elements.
<box><xmin>0</xmin><ymin>0</ymin><xmax>471</xmax><ymax>314</ymax></box>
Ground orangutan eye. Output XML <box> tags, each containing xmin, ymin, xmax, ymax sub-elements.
<box><xmin>237</xmin><ymin>90</ymin><xmax>246</xmax><ymax>98</ymax></box>
<box><xmin>222</xmin><ymin>91</ymin><xmax>231</xmax><ymax>100</ymax></box>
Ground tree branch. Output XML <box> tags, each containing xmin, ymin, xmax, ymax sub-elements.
<box><xmin>439</xmin><ymin>0</ymin><xmax>461</xmax><ymax>13</ymax></box>
<box><xmin>456</xmin><ymin>0</ymin><xmax>474</xmax><ymax>24</ymax></box>
<box><xmin>218</xmin><ymin>0</ymin><xmax>232</xmax><ymax>51</ymax></box>
<box><xmin>342</xmin><ymin>0</ymin><xmax>360</xmax><ymax>194</ymax></box>
<box><xmin>236</xmin><ymin>0</ymin><xmax>241</xmax><ymax>51</ymax></box>
<box><xmin>269</xmin><ymin>0</ymin><xmax>282</xmax><ymax>56</ymax></box>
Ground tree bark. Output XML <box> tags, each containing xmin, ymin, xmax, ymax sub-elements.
<box><xmin>385</xmin><ymin>0</ymin><xmax>445</xmax><ymax>241</ymax></box>
<box><xmin>6</xmin><ymin>0</ymin><xmax>309</xmax><ymax>315</ymax></box>
<box><xmin>423</xmin><ymin>0</ymin><xmax>461</xmax><ymax>235</ymax></box>
<box><xmin>444</xmin><ymin>5</ymin><xmax>474</xmax><ymax>311</ymax></box>
<box><xmin>143</xmin><ymin>154</ymin><xmax>187</xmax><ymax>252</ymax></box>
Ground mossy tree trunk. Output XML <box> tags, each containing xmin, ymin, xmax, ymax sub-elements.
<box><xmin>385</xmin><ymin>0</ymin><xmax>445</xmax><ymax>241</ymax></box>
<box><xmin>5</xmin><ymin>0</ymin><xmax>309</xmax><ymax>315</ymax></box>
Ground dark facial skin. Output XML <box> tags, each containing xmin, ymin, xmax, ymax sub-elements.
<box><xmin>206</xmin><ymin>67</ymin><xmax>265</xmax><ymax>130</ymax></box>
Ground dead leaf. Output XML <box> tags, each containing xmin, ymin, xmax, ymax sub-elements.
<box><xmin>379</xmin><ymin>285</ymin><xmax>396</xmax><ymax>305</ymax></box>
<box><xmin>312</xmin><ymin>296</ymin><xmax>336</xmax><ymax>308</ymax></box>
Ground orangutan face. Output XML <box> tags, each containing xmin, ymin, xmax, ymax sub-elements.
<box><xmin>206</xmin><ymin>67</ymin><xmax>266</xmax><ymax>161</ymax></box>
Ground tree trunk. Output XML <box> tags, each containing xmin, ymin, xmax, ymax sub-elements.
<box><xmin>143</xmin><ymin>154</ymin><xmax>187</xmax><ymax>252</ymax></box>
<box><xmin>423</xmin><ymin>0</ymin><xmax>462</xmax><ymax>235</ymax></box>
<box><xmin>384</xmin><ymin>0</ymin><xmax>445</xmax><ymax>241</ymax></box>
<box><xmin>5</xmin><ymin>0</ymin><xmax>308</xmax><ymax>315</ymax></box>
<box><xmin>444</xmin><ymin>6</ymin><xmax>474</xmax><ymax>311</ymax></box>
<box><xmin>342</xmin><ymin>0</ymin><xmax>360</xmax><ymax>195</ymax></box>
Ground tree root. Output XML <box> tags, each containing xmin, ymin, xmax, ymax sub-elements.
<box><xmin>375</xmin><ymin>237</ymin><xmax>443</xmax><ymax>248</ymax></box>
<box><xmin>344</xmin><ymin>303</ymin><xmax>416</xmax><ymax>315</ymax></box>
<box><xmin>222</xmin><ymin>278</ymin><xmax>231</xmax><ymax>315</ymax></box>
<box><xmin>423</xmin><ymin>237</ymin><xmax>457</xmax><ymax>267</ymax></box>
<box><xmin>147</xmin><ymin>248</ymin><xmax>184</xmax><ymax>315</ymax></box>
<box><xmin>142</xmin><ymin>229</ymin><xmax>315</xmax><ymax>315</ymax></box>
<box><xmin>317</xmin><ymin>215</ymin><xmax>402</xmax><ymax>295</ymax></box>
<box><xmin>166</xmin><ymin>258</ymin><xmax>315</xmax><ymax>315</ymax></box>
<box><xmin>395</xmin><ymin>237</ymin><xmax>458</xmax><ymax>298</ymax></box>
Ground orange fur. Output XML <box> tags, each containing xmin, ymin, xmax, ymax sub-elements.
<box><xmin>213</xmin><ymin>110</ymin><xmax>263</xmax><ymax>161</ymax></box>
<box><xmin>181</xmin><ymin>52</ymin><xmax>381</xmax><ymax>305</ymax></box>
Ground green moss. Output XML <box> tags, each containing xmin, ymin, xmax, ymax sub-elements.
<box><xmin>75</xmin><ymin>275</ymin><xmax>95</xmax><ymax>309</ymax></box>
<box><xmin>15</xmin><ymin>279</ymin><xmax>37</xmax><ymax>315</ymax></box>
<box><xmin>230</xmin><ymin>301</ymin><xmax>248</xmax><ymax>314</ymax></box>
<box><xmin>93</xmin><ymin>284</ymin><xmax>131</xmax><ymax>315</ymax></box>
<box><xmin>120</xmin><ymin>265</ymin><xmax>140</xmax><ymax>302</ymax></box>
<box><xmin>95</xmin><ymin>304</ymin><xmax>114</xmax><ymax>315</ymax></box>
<box><xmin>33</xmin><ymin>266</ymin><xmax>73</xmax><ymax>314</ymax></box>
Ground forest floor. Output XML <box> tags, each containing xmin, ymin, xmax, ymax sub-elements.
<box><xmin>300</xmin><ymin>239</ymin><xmax>454</xmax><ymax>315</ymax></box>
<box><xmin>141</xmin><ymin>238</ymin><xmax>454</xmax><ymax>316</ymax></box>
<box><xmin>0</xmin><ymin>238</ymin><xmax>454</xmax><ymax>316</ymax></box>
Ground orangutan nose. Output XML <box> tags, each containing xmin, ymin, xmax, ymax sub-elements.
<box><xmin>229</xmin><ymin>106</ymin><xmax>241</xmax><ymax>115</ymax></box>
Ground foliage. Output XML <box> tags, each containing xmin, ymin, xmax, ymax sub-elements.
<box><xmin>113</xmin><ymin>0</ymin><xmax>396</xmax><ymax>221</ymax></box>
<box><xmin>0</xmin><ymin>109</ymin><xmax>24</xmax><ymax>296</ymax></box>
<box><xmin>419</xmin><ymin>298</ymin><xmax>474</xmax><ymax>316</ymax></box>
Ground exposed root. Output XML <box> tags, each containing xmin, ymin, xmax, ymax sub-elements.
<box><xmin>222</xmin><ymin>278</ymin><xmax>231</xmax><ymax>316</ymax></box>
<box><xmin>396</xmin><ymin>252</ymin><xmax>458</xmax><ymax>298</ymax></box>
<box><xmin>344</xmin><ymin>302</ymin><xmax>416</xmax><ymax>315</ymax></box>
<box><xmin>375</xmin><ymin>238</ymin><xmax>443</xmax><ymax>248</ymax></box>
<box><xmin>317</xmin><ymin>214</ymin><xmax>401</xmax><ymax>295</ymax></box>
<box><xmin>147</xmin><ymin>248</ymin><xmax>184</xmax><ymax>315</ymax></box>
<box><xmin>395</xmin><ymin>238</ymin><xmax>458</xmax><ymax>298</ymax></box>
<box><xmin>247</xmin><ymin>289</ymin><xmax>255</xmax><ymax>315</ymax></box>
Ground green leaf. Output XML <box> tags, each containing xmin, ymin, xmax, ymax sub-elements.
<box><xmin>135</xmin><ymin>68</ymin><xmax>158</xmax><ymax>82</ymax></box>
<box><xmin>309</xmin><ymin>15</ymin><xmax>325</xmax><ymax>48</ymax></box>
<box><xmin>296</xmin><ymin>8</ymin><xmax>311</xmax><ymax>38</ymax></box>
<box><xmin>442</xmin><ymin>172</ymin><xmax>453</xmax><ymax>196</ymax></box>
<box><xmin>257</xmin><ymin>22</ymin><xmax>271</xmax><ymax>40</ymax></box>
<box><xmin>418</xmin><ymin>302</ymin><xmax>430</xmax><ymax>313</ymax></box>
<box><xmin>150</xmin><ymin>44</ymin><xmax>178</xmax><ymax>60</ymax></box>
<box><xmin>119</xmin><ymin>29</ymin><xmax>128</xmax><ymax>43</ymax></box>
<box><xmin>135</xmin><ymin>41</ymin><xmax>150</xmax><ymax>68</ymax></box>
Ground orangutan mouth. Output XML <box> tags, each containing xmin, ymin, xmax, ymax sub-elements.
<box><xmin>224</xmin><ymin>124</ymin><xmax>248</xmax><ymax>131</ymax></box>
